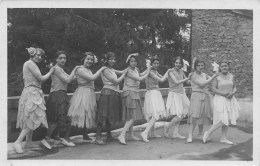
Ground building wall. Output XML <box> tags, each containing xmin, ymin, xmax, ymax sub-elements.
<box><xmin>191</xmin><ymin>9</ymin><xmax>253</xmax><ymax>98</ymax></box>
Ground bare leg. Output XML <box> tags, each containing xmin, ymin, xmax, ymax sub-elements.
<box><xmin>164</xmin><ymin>116</ymin><xmax>181</xmax><ymax>137</ymax></box>
<box><xmin>129</xmin><ymin>123</ymin><xmax>141</xmax><ymax>140</ymax></box>
<box><xmin>187</xmin><ymin>121</ymin><xmax>196</xmax><ymax>143</ymax></box>
<box><xmin>141</xmin><ymin>117</ymin><xmax>156</xmax><ymax>142</ymax></box>
<box><xmin>118</xmin><ymin>119</ymin><xmax>133</xmax><ymax>145</ymax></box>
<box><xmin>220</xmin><ymin>125</ymin><xmax>233</xmax><ymax>145</ymax></box>
<box><xmin>14</xmin><ymin>128</ymin><xmax>31</xmax><ymax>153</ymax></box>
<box><xmin>203</xmin><ymin>122</ymin><xmax>223</xmax><ymax>143</ymax></box>
<box><xmin>150</xmin><ymin>123</ymin><xmax>161</xmax><ymax>138</ymax></box>
<box><xmin>172</xmin><ymin>121</ymin><xmax>186</xmax><ymax>139</ymax></box>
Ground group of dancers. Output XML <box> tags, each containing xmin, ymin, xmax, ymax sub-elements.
<box><xmin>12</xmin><ymin>47</ymin><xmax>240</xmax><ymax>154</ymax></box>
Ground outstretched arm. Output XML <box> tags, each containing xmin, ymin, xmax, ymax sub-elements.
<box><xmin>77</xmin><ymin>66</ymin><xmax>107</xmax><ymax>81</ymax></box>
<box><xmin>55</xmin><ymin>66</ymin><xmax>79</xmax><ymax>83</ymax></box>
<box><xmin>29</xmin><ymin>61</ymin><xmax>54</xmax><ymax>83</ymax></box>
<box><xmin>191</xmin><ymin>73</ymin><xmax>218</xmax><ymax>88</ymax></box>
<box><xmin>149</xmin><ymin>69</ymin><xmax>170</xmax><ymax>83</ymax></box>
<box><xmin>211</xmin><ymin>78</ymin><xmax>229</xmax><ymax>97</ymax></box>
<box><xmin>127</xmin><ymin>68</ymin><xmax>150</xmax><ymax>81</ymax></box>
<box><xmin>104</xmin><ymin>68</ymin><xmax>126</xmax><ymax>84</ymax></box>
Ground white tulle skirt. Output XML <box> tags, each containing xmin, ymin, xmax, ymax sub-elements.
<box><xmin>68</xmin><ymin>87</ymin><xmax>96</xmax><ymax>128</ymax></box>
<box><xmin>16</xmin><ymin>86</ymin><xmax>48</xmax><ymax>130</ymax></box>
<box><xmin>143</xmin><ymin>90</ymin><xmax>168</xmax><ymax>121</ymax></box>
<box><xmin>213</xmin><ymin>94</ymin><xmax>240</xmax><ymax>126</ymax></box>
<box><xmin>166</xmin><ymin>91</ymin><xmax>190</xmax><ymax>118</ymax></box>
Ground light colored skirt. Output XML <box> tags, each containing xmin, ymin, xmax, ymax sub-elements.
<box><xmin>121</xmin><ymin>90</ymin><xmax>143</xmax><ymax>121</ymax></box>
<box><xmin>68</xmin><ymin>87</ymin><xmax>96</xmax><ymax>128</ymax></box>
<box><xmin>143</xmin><ymin>90</ymin><xmax>167</xmax><ymax>121</ymax></box>
<box><xmin>213</xmin><ymin>94</ymin><xmax>240</xmax><ymax>126</ymax></box>
<box><xmin>166</xmin><ymin>91</ymin><xmax>190</xmax><ymax>118</ymax></box>
<box><xmin>16</xmin><ymin>86</ymin><xmax>48</xmax><ymax>130</ymax></box>
<box><xmin>188</xmin><ymin>91</ymin><xmax>213</xmax><ymax>125</ymax></box>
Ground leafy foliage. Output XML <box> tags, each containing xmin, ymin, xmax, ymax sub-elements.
<box><xmin>8</xmin><ymin>8</ymin><xmax>191</xmax><ymax>96</ymax></box>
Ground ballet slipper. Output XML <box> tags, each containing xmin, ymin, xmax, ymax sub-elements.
<box><xmin>13</xmin><ymin>143</ymin><xmax>24</xmax><ymax>154</ymax></box>
<box><xmin>186</xmin><ymin>137</ymin><xmax>192</xmax><ymax>143</ymax></box>
<box><xmin>61</xmin><ymin>138</ymin><xmax>76</xmax><ymax>147</ymax></box>
<box><xmin>117</xmin><ymin>135</ymin><xmax>127</xmax><ymax>145</ymax></box>
<box><xmin>172</xmin><ymin>133</ymin><xmax>186</xmax><ymax>139</ymax></box>
<box><xmin>220</xmin><ymin>138</ymin><xmax>234</xmax><ymax>145</ymax></box>
<box><xmin>140</xmin><ymin>132</ymin><xmax>149</xmax><ymax>143</ymax></box>
<box><xmin>129</xmin><ymin>134</ymin><xmax>141</xmax><ymax>141</ymax></box>
<box><xmin>203</xmin><ymin>131</ymin><xmax>209</xmax><ymax>143</ymax></box>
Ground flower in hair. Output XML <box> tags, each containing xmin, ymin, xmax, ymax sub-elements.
<box><xmin>212</xmin><ymin>62</ymin><xmax>219</xmax><ymax>73</ymax></box>
<box><xmin>26</xmin><ymin>47</ymin><xmax>37</xmax><ymax>56</ymax></box>
<box><xmin>93</xmin><ymin>54</ymin><xmax>98</xmax><ymax>64</ymax></box>
<box><xmin>182</xmin><ymin>59</ymin><xmax>190</xmax><ymax>72</ymax></box>
<box><xmin>126</xmin><ymin>53</ymin><xmax>138</xmax><ymax>63</ymax></box>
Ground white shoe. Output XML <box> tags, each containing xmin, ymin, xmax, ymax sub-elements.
<box><xmin>172</xmin><ymin>133</ymin><xmax>186</xmax><ymax>139</ymax></box>
<box><xmin>150</xmin><ymin>133</ymin><xmax>162</xmax><ymax>138</ymax></box>
<box><xmin>41</xmin><ymin>139</ymin><xmax>52</xmax><ymax>149</ymax></box>
<box><xmin>186</xmin><ymin>137</ymin><xmax>192</xmax><ymax>143</ymax></box>
<box><xmin>203</xmin><ymin>131</ymin><xmax>209</xmax><ymax>143</ymax></box>
<box><xmin>140</xmin><ymin>132</ymin><xmax>149</xmax><ymax>143</ymax></box>
<box><xmin>13</xmin><ymin>143</ymin><xmax>24</xmax><ymax>154</ymax></box>
<box><xmin>118</xmin><ymin>135</ymin><xmax>127</xmax><ymax>145</ymax></box>
<box><xmin>220</xmin><ymin>138</ymin><xmax>234</xmax><ymax>145</ymax></box>
<box><xmin>61</xmin><ymin>138</ymin><xmax>76</xmax><ymax>147</ymax></box>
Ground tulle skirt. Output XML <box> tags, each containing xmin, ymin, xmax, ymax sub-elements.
<box><xmin>188</xmin><ymin>91</ymin><xmax>213</xmax><ymax>125</ymax></box>
<box><xmin>16</xmin><ymin>86</ymin><xmax>48</xmax><ymax>130</ymax></box>
<box><xmin>213</xmin><ymin>94</ymin><xmax>240</xmax><ymax>126</ymax></box>
<box><xmin>121</xmin><ymin>90</ymin><xmax>143</xmax><ymax>121</ymax></box>
<box><xmin>143</xmin><ymin>90</ymin><xmax>168</xmax><ymax>121</ymax></box>
<box><xmin>68</xmin><ymin>87</ymin><xmax>96</xmax><ymax>128</ymax></box>
<box><xmin>166</xmin><ymin>91</ymin><xmax>190</xmax><ymax>118</ymax></box>
<box><xmin>46</xmin><ymin>90</ymin><xmax>70</xmax><ymax>129</ymax></box>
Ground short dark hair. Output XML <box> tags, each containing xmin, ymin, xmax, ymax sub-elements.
<box><xmin>127</xmin><ymin>55</ymin><xmax>138</xmax><ymax>66</ymax></box>
<box><xmin>54</xmin><ymin>51</ymin><xmax>67</xmax><ymax>59</ymax></box>
<box><xmin>103</xmin><ymin>52</ymin><xmax>116</xmax><ymax>66</ymax></box>
<box><xmin>194</xmin><ymin>58</ymin><xmax>205</xmax><ymax>70</ymax></box>
<box><xmin>173</xmin><ymin>56</ymin><xmax>184</xmax><ymax>68</ymax></box>
<box><xmin>81</xmin><ymin>52</ymin><xmax>95</xmax><ymax>65</ymax></box>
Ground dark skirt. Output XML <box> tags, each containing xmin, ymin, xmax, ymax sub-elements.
<box><xmin>96</xmin><ymin>88</ymin><xmax>122</xmax><ymax>124</ymax></box>
<box><xmin>121</xmin><ymin>90</ymin><xmax>143</xmax><ymax>121</ymax></box>
<box><xmin>46</xmin><ymin>90</ymin><xmax>71</xmax><ymax>130</ymax></box>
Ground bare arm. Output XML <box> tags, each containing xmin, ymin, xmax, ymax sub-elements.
<box><xmin>104</xmin><ymin>68</ymin><xmax>126</xmax><ymax>84</ymax></box>
<box><xmin>226</xmin><ymin>75</ymin><xmax>237</xmax><ymax>99</ymax></box>
<box><xmin>127</xmin><ymin>68</ymin><xmax>149</xmax><ymax>81</ymax></box>
<box><xmin>114</xmin><ymin>69</ymin><xmax>125</xmax><ymax>75</ymax></box>
<box><xmin>191</xmin><ymin>73</ymin><xmax>218</xmax><ymax>88</ymax></box>
<box><xmin>55</xmin><ymin>66</ymin><xmax>79</xmax><ymax>83</ymax></box>
<box><xmin>211</xmin><ymin>78</ymin><xmax>229</xmax><ymax>97</ymax></box>
<box><xmin>149</xmin><ymin>69</ymin><xmax>169</xmax><ymax>83</ymax></box>
<box><xmin>29</xmin><ymin>62</ymin><xmax>54</xmax><ymax>83</ymax></box>
<box><xmin>78</xmin><ymin>66</ymin><xmax>107</xmax><ymax>81</ymax></box>
<box><xmin>168</xmin><ymin>71</ymin><xmax>190</xmax><ymax>85</ymax></box>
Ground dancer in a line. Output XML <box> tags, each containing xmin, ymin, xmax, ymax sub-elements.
<box><xmin>164</xmin><ymin>56</ymin><xmax>192</xmax><ymax>139</ymax></box>
<box><xmin>203</xmin><ymin>60</ymin><xmax>240</xmax><ymax>145</ymax></box>
<box><xmin>186</xmin><ymin>58</ymin><xmax>218</xmax><ymax>143</ymax></box>
<box><xmin>14</xmin><ymin>47</ymin><xmax>54</xmax><ymax>153</ymax></box>
<box><xmin>95</xmin><ymin>52</ymin><xmax>127</xmax><ymax>145</ymax></box>
<box><xmin>68</xmin><ymin>52</ymin><xmax>106</xmax><ymax>141</ymax></box>
<box><xmin>40</xmin><ymin>51</ymin><xmax>79</xmax><ymax>149</ymax></box>
<box><xmin>117</xmin><ymin>53</ymin><xmax>150</xmax><ymax>145</ymax></box>
<box><xmin>140</xmin><ymin>55</ymin><xmax>170</xmax><ymax>142</ymax></box>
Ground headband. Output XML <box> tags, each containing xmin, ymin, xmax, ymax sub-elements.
<box><xmin>126</xmin><ymin>53</ymin><xmax>138</xmax><ymax>63</ymax></box>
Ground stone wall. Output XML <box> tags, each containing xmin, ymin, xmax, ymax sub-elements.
<box><xmin>191</xmin><ymin>9</ymin><xmax>253</xmax><ymax>98</ymax></box>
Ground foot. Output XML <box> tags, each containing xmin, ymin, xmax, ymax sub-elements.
<box><xmin>186</xmin><ymin>137</ymin><xmax>192</xmax><ymax>143</ymax></box>
<box><xmin>172</xmin><ymin>133</ymin><xmax>186</xmax><ymax>139</ymax></box>
<box><xmin>117</xmin><ymin>135</ymin><xmax>127</xmax><ymax>145</ymax></box>
<box><xmin>220</xmin><ymin>138</ymin><xmax>234</xmax><ymax>145</ymax></box>
<box><xmin>40</xmin><ymin>139</ymin><xmax>52</xmax><ymax>149</ymax></box>
<box><xmin>61</xmin><ymin>138</ymin><xmax>76</xmax><ymax>147</ymax></box>
<box><xmin>198</xmin><ymin>134</ymin><xmax>211</xmax><ymax>141</ymax></box>
<box><xmin>203</xmin><ymin>131</ymin><xmax>209</xmax><ymax>143</ymax></box>
<box><xmin>150</xmin><ymin>133</ymin><xmax>162</xmax><ymax>138</ymax></box>
<box><xmin>140</xmin><ymin>132</ymin><xmax>149</xmax><ymax>143</ymax></box>
<box><xmin>13</xmin><ymin>142</ymin><xmax>24</xmax><ymax>154</ymax></box>
<box><xmin>94</xmin><ymin>138</ymin><xmax>105</xmax><ymax>145</ymax></box>
<box><xmin>83</xmin><ymin>134</ymin><xmax>92</xmax><ymax>141</ymax></box>
<box><xmin>129</xmin><ymin>135</ymin><xmax>141</xmax><ymax>141</ymax></box>
<box><xmin>163</xmin><ymin>125</ymin><xmax>169</xmax><ymax>138</ymax></box>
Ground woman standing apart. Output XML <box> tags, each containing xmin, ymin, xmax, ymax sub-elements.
<box><xmin>164</xmin><ymin>56</ymin><xmax>192</xmax><ymax>139</ymax></box>
<box><xmin>117</xmin><ymin>53</ymin><xmax>150</xmax><ymax>145</ymax></box>
<box><xmin>14</xmin><ymin>47</ymin><xmax>54</xmax><ymax>153</ymax></box>
<box><xmin>140</xmin><ymin>56</ymin><xmax>169</xmax><ymax>142</ymax></box>
<box><xmin>41</xmin><ymin>51</ymin><xmax>79</xmax><ymax>149</ymax></box>
<box><xmin>187</xmin><ymin>59</ymin><xmax>218</xmax><ymax>143</ymax></box>
<box><xmin>203</xmin><ymin>60</ymin><xmax>240</xmax><ymax>145</ymax></box>
<box><xmin>68</xmin><ymin>52</ymin><xmax>106</xmax><ymax>141</ymax></box>
<box><xmin>95</xmin><ymin>52</ymin><xmax>127</xmax><ymax>145</ymax></box>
